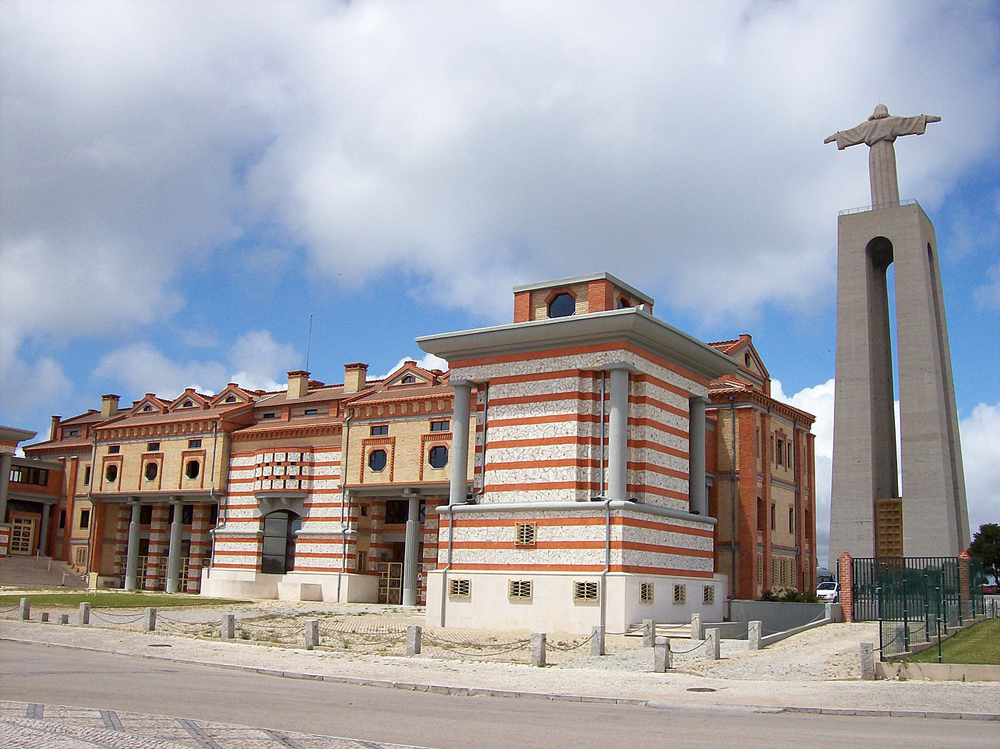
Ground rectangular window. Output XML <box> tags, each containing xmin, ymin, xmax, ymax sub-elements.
<box><xmin>430</xmin><ymin>420</ymin><xmax>450</xmax><ymax>432</ymax></box>
<box><xmin>303</xmin><ymin>408</ymin><xmax>318</xmax><ymax>416</ymax></box>
<box><xmin>640</xmin><ymin>582</ymin><xmax>654</xmax><ymax>604</ymax></box>
<box><xmin>74</xmin><ymin>547</ymin><xmax>87</xmax><ymax>567</ymax></box>
<box><xmin>789</xmin><ymin>507</ymin><xmax>795</xmax><ymax>534</ymax></box>
<box><xmin>574</xmin><ymin>581</ymin><xmax>599</xmax><ymax>602</ymax></box>
<box><xmin>370</xmin><ymin>424</ymin><xmax>389</xmax><ymax>436</ymax></box>
<box><xmin>83</xmin><ymin>466</ymin><xmax>91</xmax><ymax>485</ymax></box>
<box><xmin>108</xmin><ymin>445</ymin><xmax>120</xmax><ymax>454</ymax></box>
<box><xmin>140</xmin><ymin>505</ymin><xmax>152</xmax><ymax>525</ymax></box>
<box><xmin>209</xmin><ymin>504</ymin><xmax>219</xmax><ymax>525</ymax></box>
<box><xmin>59</xmin><ymin>510</ymin><xmax>66</xmax><ymax>529</ymax></box>
<box><xmin>672</xmin><ymin>584</ymin><xmax>687</xmax><ymax>604</ymax></box>
<box><xmin>508</xmin><ymin>580</ymin><xmax>532</xmax><ymax>600</ymax></box>
<box><xmin>756</xmin><ymin>556</ymin><xmax>763</xmax><ymax>583</ymax></box>
<box><xmin>703</xmin><ymin>585</ymin><xmax>715</xmax><ymax>605</ymax></box>
<box><xmin>147</xmin><ymin>442</ymin><xmax>160</xmax><ymax>452</ymax></box>
<box><xmin>181</xmin><ymin>504</ymin><xmax>193</xmax><ymax>525</ymax></box>
<box><xmin>67</xmin><ymin>429</ymin><xmax>80</xmax><ymax>437</ymax></box>
<box><xmin>79</xmin><ymin>509</ymin><xmax>91</xmax><ymax>529</ymax></box>
<box><xmin>188</xmin><ymin>438</ymin><xmax>202</xmax><ymax>449</ymax></box>
<box><xmin>449</xmin><ymin>578</ymin><xmax>471</xmax><ymax>599</ymax></box>
<box><xmin>776</xmin><ymin>439</ymin><xmax>784</xmax><ymax>466</ymax></box>
<box><xmin>787</xmin><ymin>442</ymin><xmax>794</xmax><ymax>470</ymax></box>
<box><xmin>514</xmin><ymin>522</ymin><xmax>537</xmax><ymax>547</ymax></box>
<box><xmin>9</xmin><ymin>466</ymin><xmax>49</xmax><ymax>486</ymax></box>
<box><xmin>771</xmin><ymin>557</ymin><xmax>779</xmax><ymax>586</ymax></box>
<box><xmin>770</xmin><ymin>503</ymin><xmax>776</xmax><ymax>531</ymax></box>
<box><xmin>261</xmin><ymin>413</ymin><xmax>277</xmax><ymax>420</ymax></box>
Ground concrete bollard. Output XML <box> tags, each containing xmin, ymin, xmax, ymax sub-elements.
<box><xmin>19</xmin><ymin>597</ymin><xmax>30</xmax><ymax>621</ymax></box>
<box><xmin>78</xmin><ymin>602</ymin><xmax>91</xmax><ymax>626</ymax></box>
<box><xmin>221</xmin><ymin>614</ymin><xmax>235</xmax><ymax>641</ymax></box>
<box><xmin>304</xmin><ymin>619</ymin><xmax>319</xmax><ymax>649</ymax></box>
<box><xmin>690</xmin><ymin>612</ymin><xmax>703</xmax><ymax>640</ymax></box>
<box><xmin>653</xmin><ymin>636</ymin><xmax>672</xmax><ymax>672</ymax></box>
<box><xmin>860</xmin><ymin>642</ymin><xmax>876</xmax><ymax>680</ymax></box>
<box><xmin>406</xmin><ymin>625</ymin><xmax>422</xmax><ymax>656</ymax></box>
<box><xmin>642</xmin><ymin>618</ymin><xmax>655</xmax><ymax>647</ymax></box>
<box><xmin>40</xmin><ymin>612</ymin><xmax>50</xmax><ymax>623</ymax></box>
<box><xmin>143</xmin><ymin>607</ymin><xmax>156</xmax><ymax>632</ymax></box>
<box><xmin>706</xmin><ymin>628</ymin><xmax>720</xmax><ymax>660</ymax></box>
<box><xmin>590</xmin><ymin>625</ymin><xmax>606</xmax><ymax>656</ymax></box>
<box><xmin>747</xmin><ymin>620</ymin><xmax>762</xmax><ymax>650</ymax></box>
<box><xmin>59</xmin><ymin>613</ymin><xmax>69</xmax><ymax>625</ymax></box>
<box><xmin>530</xmin><ymin>632</ymin><xmax>546</xmax><ymax>667</ymax></box>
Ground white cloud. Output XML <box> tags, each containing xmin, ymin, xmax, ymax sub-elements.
<box><xmin>974</xmin><ymin>263</ymin><xmax>1000</xmax><ymax>311</ymax></box>
<box><xmin>960</xmin><ymin>402</ymin><xmax>1000</xmax><ymax>536</ymax></box>
<box><xmin>375</xmin><ymin>353</ymin><xmax>450</xmax><ymax>381</ymax></box>
<box><xmin>0</xmin><ymin>342</ymin><xmax>72</xmax><ymax>418</ymax></box>
<box><xmin>93</xmin><ymin>330</ymin><xmax>299</xmax><ymax>400</ymax></box>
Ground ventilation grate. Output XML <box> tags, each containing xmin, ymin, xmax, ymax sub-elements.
<box><xmin>514</xmin><ymin>522</ymin><xmax>537</xmax><ymax>547</ymax></box>
<box><xmin>640</xmin><ymin>582</ymin><xmax>654</xmax><ymax>604</ymax></box>
<box><xmin>508</xmin><ymin>580</ymin><xmax>532</xmax><ymax>599</ymax></box>
<box><xmin>449</xmin><ymin>578</ymin><xmax>471</xmax><ymax>599</ymax></box>
<box><xmin>672</xmin><ymin>583</ymin><xmax>687</xmax><ymax>604</ymax></box>
<box><xmin>574</xmin><ymin>581</ymin><xmax>599</xmax><ymax>602</ymax></box>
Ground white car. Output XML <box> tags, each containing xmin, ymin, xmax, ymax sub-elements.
<box><xmin>817</xmin><ymin>581</ymin><xmax>839</xmax><ymax>603</ymax></box>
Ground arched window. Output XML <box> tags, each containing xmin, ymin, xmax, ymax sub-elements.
<box><xmin>261</xmin><ymin>510</ymin><xmax>301</xmax><ymax>574</ymax></box>
<box><xmin>428</xmin><ymin>445</ymin><xmax>449</xmax><ymax>469</ymax></box>
<box><xmin>368</xmin><ymin>449</ymin><xmax>388</xmax><ymax>472</ymax></box>
<box><xmin>547</xmin><ymin>292</ymin><xmax>576</xmax><ymax>318</ymax></box>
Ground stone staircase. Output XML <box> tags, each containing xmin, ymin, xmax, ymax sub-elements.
<box><xmin>0</xmin><ymin>555</ymin><xmax>86</xmax><ymax>589</ymax></box>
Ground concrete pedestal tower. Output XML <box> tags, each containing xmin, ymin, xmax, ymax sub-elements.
<box><xmin>826</xmin><ymin>105</ymin><xmax>969</xmax><ymax>564</ymax></box>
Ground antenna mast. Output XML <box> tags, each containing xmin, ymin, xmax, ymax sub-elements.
<box><xmin>305</xmin><ymin>313</ymin><xmax>314</xmax><ymax>371</ymax></box>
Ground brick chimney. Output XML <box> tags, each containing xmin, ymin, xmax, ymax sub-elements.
<box><xmin>344</xmin><ymin>363</ymin><xmax>369</xmax><ymax>394</ymax></box>
<box><xmin>287</xmin><ymin>370</ymin><xmax>310</xmax><ymax>399</ymax></box>
<box><xmin>101</xmin><ymin>394</ymin><xmax>120</xmax><ymax>418</ymax></box>
<box><xmin>50</xmin><ymin>415</ymin><xmax>61</xmax><ymax>441</ymax></box>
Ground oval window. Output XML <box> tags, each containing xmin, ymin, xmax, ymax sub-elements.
<box><xmin>368</xmin><ymin>449</ymin><xmax>388</xmax><ymax>472</ymax></box>
<box><xmin>105</xmin><ymin>464</ymin><xmax>118</xmax><ymax>482</ymax></box>
<box><xmin>185</xmin><ymin>460</ymin><xmax>200</xmax><ymax>480</ymax></box>
<box><xmin>547</xmin><ymin>292</ymin><xmax>576</xmax><ymax>318</ymax></box>
<box><xmin>144</xmin><ymin>462</ymin><xmax>158</xmax><ymax>481</ymax></box>
<box><xmin>428</xmin><ymin>445</ymin><xmax>449</xmax><ymax>469</ymax></box>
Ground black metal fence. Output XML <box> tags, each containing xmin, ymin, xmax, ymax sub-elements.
<box><xmin>851</xmin><ymin>556</ymin><xmax>993</xmax><ymax>659</ymax></box>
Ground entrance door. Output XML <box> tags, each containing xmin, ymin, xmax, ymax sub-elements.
<box><xmin>378</xmin><ymin>562</ymin><xmax>403</xmax><ymax>604</ymax></box>
<box><xmin>10</xmin><ymin>518</ymin><xmax>36</xmax><ymax>555</ymax></box>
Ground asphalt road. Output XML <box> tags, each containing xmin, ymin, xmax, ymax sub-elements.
<box><xmin>1</xmin><ymin>641</ymin><xmax>996</xmax><ymax>748</ymax></box>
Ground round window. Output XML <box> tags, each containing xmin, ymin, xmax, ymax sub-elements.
<box><xmin>105</xmin><ymin>464</ymin><xmax>118</xmax><ymax>482</ymax></box>
<box><xmin>144</xmin><ymin>462</ymin><xmax>158</xmax><ymax>481</ymax></box>
<box><xmin>368</xmin><ymin>449</ymin><xmax>387</xmax><ymax>472</ymax></box>
<box><xmin>185</xmin><ymin>460</ymin><xmax>200</xmax><ymax>479</ymax></box>
<box><xmin>547</xmin><ymin>292</ymin><xmax>576</xmax><ymax>318</ymax></box>
<box><xmin>428</xmin><ymin>445</ymin><xmax>449</xmax><ymax>469</ymax></box>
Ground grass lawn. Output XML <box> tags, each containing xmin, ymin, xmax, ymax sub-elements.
<box><xmin>0</xmin><ymin>592</ymin><xmax>244</xmax><ymax>609</ymax></box>
<box><xmin>904</xmin><ymin>617</ymin><xmax>1000</xmax><ymax>665</ymax></box>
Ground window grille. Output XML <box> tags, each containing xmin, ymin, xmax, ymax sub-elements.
<box><xmin>514</xmin><ymin>522</ymin><xmax>536</xmax><ymax>547</ymax></box>
<box><xmin>508</xmin><ymin>580</ymin><xmax>532</xmax><ymax>600</ymax></box>
<box><xmin>672</xmin><ymin>584</ymin><xmax>687</xmax><ymax>604</ymax></box>
<box><xmin>449</xmin><ymin>578</ymin><xmax>471</xmax><ymax>599</ymax></box>
<box><xmin>703</xmin><ymin>585</ymin><xmax>715</xmax><ymax>605</ymax></box>
<box><xmin>771</xmin><ymin>557</ymin><xmax>779</xmax><ymax>586</ymax></box>
<box><xmin>640</xmin><ymin>582</ymin><xmax>654</xmax><ymax>603</ymax></box>
<box><xmin>574</xmin><ymin>581</ymin><xmax>599</xmax><ymax>601</ymax></box>
<box><xmin>74</xmin><ymin>547</ymin><xmax>87</xmax><ymax>567</ymax></box>
<box><xmin>756</xmin><ymin>556</ymin><xmax>763</xmax><ymax>583</ymax></box>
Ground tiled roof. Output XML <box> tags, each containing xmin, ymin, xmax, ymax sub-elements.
<box><xmin>707</xmin><ymin>339</ymin><xmax>741</xmax><ymax>355</ymax></box>
<box><xmin>348</xmin><ymin>383</ymin><xmax>454</xmax><ymax>404</ymax></box>
<box><xmin>254</xmin><ymin>385</ymin><xmax>351</xmax><ymax>407</ymax></box>
<box><xmin>59</xmin><ymin>410</ymin><xmax>106</xmax><ymax>425</ymax></box>
<box><xmin>96</xmin><ymin>403</ymin><xmax>252</xmax><ymax>429</ymax></box>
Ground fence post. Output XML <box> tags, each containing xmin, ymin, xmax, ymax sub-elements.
<box><xmin>706</xmin><ymin>628</ymin><xmax>720</xmax><ymax>660</ymax></box>
<box><xmin>901</xmin><ymin>576</ymin><xmax>909</xmax><ymax>653</ymax></box>
<box><xmin>859</xmin><ymin>642</ymin><xmax>875</xmax><ymax>680</ymax></box>
<box><xmin>591</xmin><ymin>625</ymin><xmax>605</xmax><ymax>656</ymax></box>
<box><xmin>653</xmin><ymin>637</ymin><xmax>671</xmax><ymax>672</ymax></box>
<box><xmin>18</xmin><ymin>597</ymin><xmax>30</xmax><ymax>621</ymax></box>
<box><xmin>690</xmin><ymin>612</ymin><xmax>703</xmax><ymax>640</ymax></box>
<box><xmin>642</xmin><ymin>618</ymin><xmax>655</xmax><ymax>647</ymax></box>
<box><xmin>143</xmin><ymin>607</ymin><xmax>156</xmax><ymax>632</ymax></box>
<box><xmin>40</xmin><ymin>612</ymin><xmax>49</xmax><ymax>623</ymax></box>
<box><xmin>530</xmin><ymin>632</ymin><xmax>546</xmax><ymax>667</ymax></box>
<box><xmin>406</xmin><ymin>625</ymin><xmax>422</xmax><ymax>656</ymax></box>
<box><xmin>304</xmin><ymin>619</ymin><xmax>319</xmax><ymax>650</ymax></box>
<box><xmin>747</xmin><ymin>620</ymin><xmax>762</xmax><ymax>650</ymax></box>
<box><xmin>78</xmin><ymin>602</ymin><xmax>91</xmax><ymax>626</ymax></box>
<box><xmin>876</xmin><ymin>586</ymin><xmax>884</xmax><ymax>658</ymax></box>
<box><xmin>958</xmin><ymin>551</ymin><xmax>971</xmax><ymax>624</ymax></box>
<box><xmin>59</xmin><ymin>613</ymin><xmax>69</xmax><ymax>625</ymax></box>
<box><xmin>923</xmin><ymin>573</ymin><xmax>931</xmax><ymax>644</ymax></box>
<box><xmin>838</xmin><ymin>552</ymin><xmax>853</xmax><ymax>623</ymax></box>
<box><xmin>221</xmin><ymin>614</ymin><xmax>235</xmax><ymax>641</ymax></box>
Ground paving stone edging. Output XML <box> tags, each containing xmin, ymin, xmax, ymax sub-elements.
<box><xmin>4</xmin><ymin>636</ymin><xmax>998</xmax><ymax>723</ymax></box>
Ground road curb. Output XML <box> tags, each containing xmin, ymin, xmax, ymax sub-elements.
<box><xmin>3</xmin><ymin>635</ymin><xmax>998</xmax><ymax>722</ymax></box>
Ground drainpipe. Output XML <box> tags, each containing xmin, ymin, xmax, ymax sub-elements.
<box><xmin>730</xmin><ymin>395</ymin><xmax>738</xmax><ymax>599</ymax></box>
<box><xmin>599</xmin><ymin>372</ymin><xmax>606</xmax><ymax>494</ymax></box>
<box><xmin>440</xmin><ymin>504</ymin><xmax>455</xmax><ymax>627</ymax></box>
<box><xmin>600</xmin><ymin>497</ymin><xmax>612</xmax><ymax>635</ymax></box>
<box><xmin>338</xmin><ymin>408</ymin><xmax>353</xmax><ymax>603</ymax></box>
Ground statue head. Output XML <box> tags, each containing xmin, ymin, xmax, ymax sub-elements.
<box><xmin>869</xmin><ymin>103</ymin><xmax>890</xmax><ymax>120</ymax></box>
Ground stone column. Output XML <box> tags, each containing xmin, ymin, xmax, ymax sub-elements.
<box><xmin>0</xmin><ymin>452</ymin><xmax>12</xmax><ymax>524</ymax></box>
<box><xmin>449</xmin><ymin>380</ymin><xmax>473</xmax><ymax>506</ymax></box>
<box><xmin>688</xmin><ymin>396</ymin><xmax>708</xmax><ymax>515</ymax></box>
<box><xmin>164</xmin><ymin>500</ymin><xmax>184</xmax><ymax>594</ymax></box>
<box><xmin>123</xmin><ymin>500</ymin><xmax>142</xmax><ymax>591</ymax></box>
<box><xmin>37</xmin><ymin>503</ymin><xmax>50</xmax><ymax>556</ymax></box>
<box><xmin>838</xmin><ymin>552</ymin><xmax>854</xmax><ymax>623</ymax></box>
<box><xmin>607</xmin><ymin>366</ymin><xmax>630</xmax><ymax>501</ymax></box>
<box><xmin>402</xmin><ymin>496</ymin><xmax>421</xmax><ymax>606</ymax></box>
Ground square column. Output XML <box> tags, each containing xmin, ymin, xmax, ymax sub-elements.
<box><xmin>123</xmin><ymin>500</ymin><xmax>142</xmax><ymax>591</ymax></box>
<box><xmin>165</xmin><ymin>500</ymin><xmax>184</xmax><ymax>594</ymax></box>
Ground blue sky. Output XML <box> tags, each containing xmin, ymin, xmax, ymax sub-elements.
<box><xmin>2</xmin><ymin>1</ymin><xmax>998</xmax><ymax>564</ymax></box>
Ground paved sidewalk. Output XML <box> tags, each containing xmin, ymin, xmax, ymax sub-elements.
<box><xmin>0</xmin><ymin>701</ymin><xmax>430</xmax><ymax>749</ymax></box>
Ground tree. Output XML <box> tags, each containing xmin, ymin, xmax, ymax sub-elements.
<box><xmin>968</xmin><ymin>523</ymin><xmax>1000</xmax><ymax>586</ymax></box>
